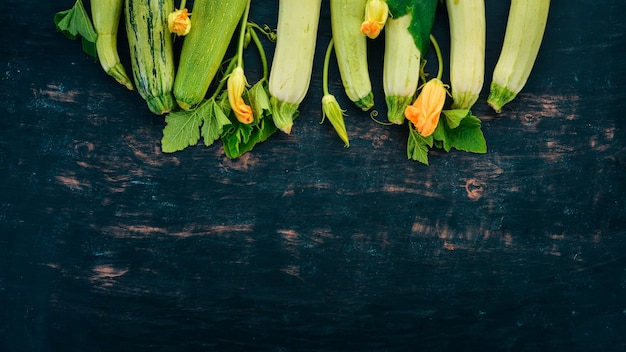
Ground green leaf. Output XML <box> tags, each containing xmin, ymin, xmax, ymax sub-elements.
<box><xmin>54</xmin><ymin>11</ymin><xmax>78</xmax><ymax>40</ymax></box>
<box><xmin>201</xmin><ymin>101</ymin><xmax>232</xmax><ymax>147</ymax></box>
<box><xmin>247</xmin><ymin>80</ymin><xmax>272</xmax><ymax>121</ymax></box>
<box><xmin>220</xmin><ymin>80</ymin><xmax>278</xmax><ymax>159</ymax></box>
<box><xmin>447</xmin><ymin>114</ymin><xmax>487</xmax><ymax>153</ymax></box>
<box><xmin>54</xmin><ymin>0</ymin><xmax>97</xmax><ymax>58</ymax></box>
<box><xmin>441</xmin><ymin>109</ymin><xmax>469</xmax><ymax>129</ymax></box>
<box><xmin>433</xmin><ymin>111</ymin><xmax>487</xmax><ymax>153</ymax></box>
<box><xmin>386</xmin><ymin>0</ymin><xmax>438</xmax><ymax>54</ymax></box>
<box><xmin>221</xmin><ymin>118</ymin><xmax>278</xmax><ymax>159</ymax></box>
<box><xmin>222</xmin><ymin>122</ymin><xmax>252</xmax><ymax>157</ymax></box>
<box><xmin>407</xmin><ymin>125</ymin><xmax>433</xmax><ymax>165</ymax></box>
<box><xmin>161</xmin><ymin>106</ymin><xmax>204</xmax><ymax>153</ymax></box>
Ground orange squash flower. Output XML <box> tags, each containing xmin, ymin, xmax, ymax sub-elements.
<box><xmin>361</xmin><ymin>0</ymin><xmax>389</xmax><ymax>39</ymax></box>
<box><xmin>227</xmin><ymin>67</ymin><xmax>254</xmax><ymax>124</ymax></box>
<box><xmin>404</xmin><ymin>78</ymin><xmax>446</xmax><ymax>137</ymax></box>
<box><xmin>168</xmin><ymin>9</ymin><xmax>191</xmax><ymax>36</ymax></box>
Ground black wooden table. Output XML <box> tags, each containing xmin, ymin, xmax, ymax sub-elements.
<box><xmin>1</xmin><ymin>1</ymin><xmax>625</xmax><ymax>351</ymax></box>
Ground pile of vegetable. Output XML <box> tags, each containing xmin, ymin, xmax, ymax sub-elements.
<box><xmin>54</xmin><ymin>0</ymin><xmax>550</xmax><ymax>165</ymax></box>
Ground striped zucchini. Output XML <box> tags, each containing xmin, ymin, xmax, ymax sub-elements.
<box><xmin>330</xmin><ymin>0</ymin><xmax>374</xmax><ymax>111</ymax></box>
<box><xmin>91</xmin><ymin>0</ymin><xmax>134</xmax><ymax>90</ymax></box>
<box><xmin>173</xmin><ymin>0</ymin><xmax>248</xmax><ymax>111</ymax></box>
<box><xmin>125</xmin><ymin>0</ymin><xmax>176</xmax><ymax>115</ymax></box>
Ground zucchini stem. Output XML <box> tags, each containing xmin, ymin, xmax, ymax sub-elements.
<box><xmin>320</xmin><ymin>38</ymin><xmax>349</xmax><ymax>147</ymax></box>
<box><xmin>322</xmin><ymin>38</ymin><xmax>334</xmax><ymax>96</ymax></box>
<box><xmin>209</xmin><ymin>57</ymin><xmax>238</xmax><ymax>101</ymax></box>
<box><xmin>246</xmin><ymin>22</ymin><xmax>277</xmax><ymax>42</ymax></box>
<box><xmin>430</xmin><ymin>34</ymin><xmax>443</xmax><ymax>81</ymax></box>
<box><xmin>236</xmin><ymin>0</ymin><xmax>252</xmax><ymax>69</ymax></box>
<box><xmin>248</xmin><ymin>25</ymin><xmax>269</xmax><ymax>81</ymax></box>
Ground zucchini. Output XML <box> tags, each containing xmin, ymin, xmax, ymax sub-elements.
<box><xmin>383</xmin><ymin>15</ymin><xmax>422</xmax><ymax>125</ymax></box>
<box><xmin>91</xmin><ymin>0</ymin><xmax>134</xmax><ymax>90</ymax></box>
<box><xmin>487</xmin><ymin>0</ymin><xmax>550</xmax><ymax>113</ymax></box>
<box><xmin>268</xmin><ymin>0</ymin><xmax>323</xmax><ymax>134</ymax></box>
<box><xmin>173</xmin><ymin>0</ymin><xmax>249</xmax><ymax>111</ymax></box>
<box><xmin>330</xmin><ymin>0</ymin><xmax>374</xmax><ymax>111</ymax></box>
<box><xmin>446</xmin><ymin>0</ymin><xmax>485</xmax><ymax>110</ymax></box>
<box><xmin>383</xmin><ymin>0</ymin><xmax>437</xmax><ymax>125</ymax></box>
<box><xmin>125</xmin><ymin>0</ymin><xmax>176</xmax><ymax>115</ymax></box>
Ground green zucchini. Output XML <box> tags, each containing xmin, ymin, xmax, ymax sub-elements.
<box><xmin>173</xmin><ymin>0</ymin><xmax>248</xmax><ymax>111</ymax></box>
<box><xmin>125</xmin><ymin>0</ymin><xmax>176</xmax><ymax>115</ymax></box>
<box><xmin>91</xmin><ymin>0</ymin><xmax>134</xmax><ymax>90</ymax></box>
<box><xmin>487</xmin><ymin>0</ymin><xmax>550</xmax><ymax>113</ymax></box>
<box><xmin>330</xmin><ymin>0</ymin><xmax>374</xmax><ymax>111</ymax></box>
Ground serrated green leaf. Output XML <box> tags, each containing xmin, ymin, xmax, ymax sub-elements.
<box><xmin>231</xmin><ymin>119</ymin><xmax>254</xmax><ymax>145</ymax></box>
<box><xmin>446</xmin><ymin>114</ymin><xmax>487</xmax><ymax>153</ymax></box>
<box><xmin>247</xmin><ymin>80</ymin><xmax>272</xmax><ymax>121</ymax></box>
<box><xmin>54</xmin><ymin>0</ymin><xmax>97</xmax><ymax>58</ymax></box>
<box><xmin>221</xmin><ymin>110</ymin><xmax>278</xmax><ymax>159</ymax></box>
<box><xmin>221</xmin><ymin>120</ymin><xmax>256</xmax><ymax>158</ymax></box>
<box><xmin>386</xmin><ymin>0</ymin><xmax>438</xmax><ymax>54</ymax></box>
<box><xmin>432</xmin><ymin>120</ymin><xmax>447</xmax><ymax>147</ymax></box>
<box><xmin>442</xmin><ymin>109</ymin><xmax>470</xmax><ymax>129</ymax></box>
<box><xmin>407</xmin><ymin>126</ymin><xmax>433</xmax><ymax>165</ymax></box>
<box><xmin>161</xmin><ymin>106</ymin><xmax>204</xmax><ymax>153</ymax></box>
<box><xmin>54</xmin><ymin>10</ymin><xmax>78</xmax><ymax>40</ymax></box>
<box><xmin>432</xmin><ymin>111</ymin><xmax>487</xmax><ymax>153</ymax></box>
<box><xmin>220</xmin><ymin>80</ymin><xmax>279</xmax><ymax>159</ymax></box>
<box><xmin>201</xmin><ymin>101</ymin><xmax>232</xmax><ymax>147</ymax></box>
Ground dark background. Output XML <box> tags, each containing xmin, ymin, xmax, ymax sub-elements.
<box><xmin>1</xmin><ymin>0</ymin><xmax>625</xmax><ymax>351</ymax></box>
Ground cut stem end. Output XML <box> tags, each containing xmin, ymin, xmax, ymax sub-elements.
<box><xmin>487</xmin><ymin>82</ymin><xmax>517</xmax><ymax>113</ymax></box>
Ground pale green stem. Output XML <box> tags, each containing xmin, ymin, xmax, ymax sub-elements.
<box><xmin>209</xmin><ymin>57</ymin><xmax>238</xmax><ymax>101</ymax></box>
<box><xmin>430</xmin><ymin>34</ymin><xmax>443</xmax><ymax>81</ymax></box>
<box><xmin>236</xmin><ymin>0</ymin><xmax>252</xmax><ymax>69</ymax></box>
<box><xmin>248</xmin><ymin>26</ymin><xmax>269</xmax><ymax>81</ymax></box>
<box><xmin>322</xmin><ymin>38</ymin><xmax>334</xmax><ymax>96</ymax></box>
<box><xmin>246</xmin><ymin>22</ymin><xmax>276</xmax><ymax>42</ymax></box>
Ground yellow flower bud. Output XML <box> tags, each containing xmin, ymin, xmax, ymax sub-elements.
<box><xmin>361</xmin><ymin>0</ymin><xmax>389</xmax><ymax>39</ymax></box>
<box><xmin>168</xmin><ymin>9</ymin><xmax>191</xmax><ymax>36</ymax></box>
<box><xmin>404</xmin><ymin>78</ymin><xmax>447</xmax><ymax>137</ymax></box>
<box><xmin>227</xmin><ymin>67</ymin><xmax>254</xmax><ymax>124</ymax></box>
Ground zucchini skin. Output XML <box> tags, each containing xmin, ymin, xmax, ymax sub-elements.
<box><xmin>173</xmin><ymin>0</ymin><xmax>249</xmax><ymax>111</ymax></box>
<box><xmin>125</xmin><ymin>0</ymin><xmax>176</xmax><ymax>115</ymax></box>
<box><xmin>383</xmin><ymin>15</ymin><xmax>422</xmax><ymax>125</ymax></box>
<box><xmin>330</xmin><ymin>0</ymin><xmax>374</xmax><ymax>111</ymax></box>
<box><xmin>268</xmin><ymin>0</ymin><xmax>323</xmax><ymax>134</ymax></box>
<box><xmin>487</xmin><ymin>0</ymin><xmax>550</xmax><ymax>113</ymax></box>
<box><xmin>91</xmin><ymin>0</ymin><xmax>134</xmax><ymax>90</ymax></box>
<box><xmin>446</xmin><ymin>0</ymin><xmax>485</xmax><ymax>110</ymax></box>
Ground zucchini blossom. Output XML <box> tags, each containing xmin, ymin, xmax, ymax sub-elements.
<box><xmin>404</xmin><ymin>78</ymin><xmax>446</xmax><ymax>137</ymax></box>
<box><xmin>361</xmin><ymin>0</ymin><xmax>389</xmax><ymax>39</ymax></box>
<box><xmin>168</xmin><ymin>9</ymin><xmax>191</xmax><ymax>36</ymax></box>
<box><xmin>227</xmin><ymin>67</ymin><xmax>254</xmax><ymax>124</ymax></box>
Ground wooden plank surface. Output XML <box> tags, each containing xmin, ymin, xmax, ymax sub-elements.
<box><xmin>1</xmin><ymin>0</ymin><xmax>625</xmax><ymax>351</ymax></box>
